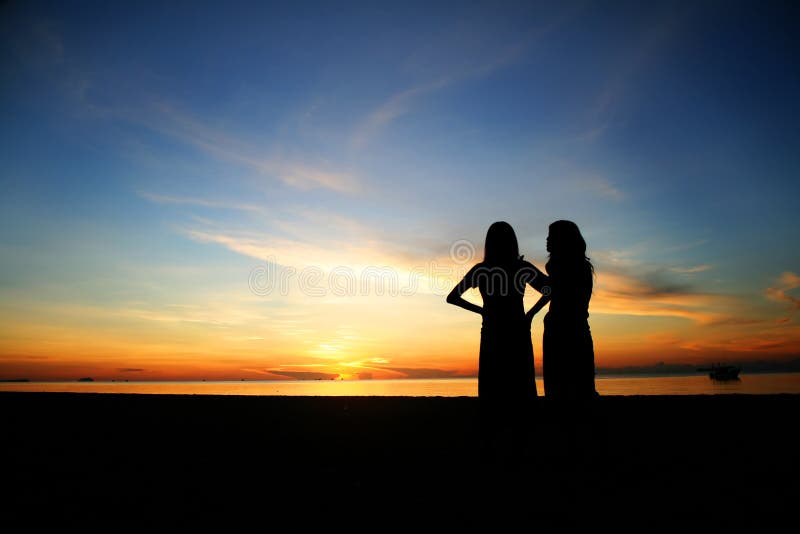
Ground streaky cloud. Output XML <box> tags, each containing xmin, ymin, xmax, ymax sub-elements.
<box><xmin>141</xmin><ymin>102</ymin><xmax>360</xmax><ymax>194</ymax></box>
<box><xmin>139</xmin><ymin>192</ymin><xmax>264</xmax><ymax>212</ymax></box>
<box><xmin>349</xmin><ymin>19</ymin><xmax>550</xmax><ymax>149</ymax></box>
<box><xmin>571</xmin><ymin>174</ymin><xmax>626</xmax><ymax>201</ymax></box>
<box><xmin>268</xmin><ymin>370</ymin><xmax>340</xmax><ymax>381</ymax></box>
<box><xmin>592</xmin><ymin>267</ymin><xmax>743</xmax><ymax>325</ymax></box>
<box><xmin>374</xmin><ymin>366</ymin><xmax>466</xmax><ymax>379</ymax></box>
<box><xmin>670</xmin><ymin>264</ymin><xmax>713</xmax><ymax>274</ymax></box>
<box><xmin>765</xmin><ymin>272</ymin><xmax>800</xmax><ymax>310</ymax></box>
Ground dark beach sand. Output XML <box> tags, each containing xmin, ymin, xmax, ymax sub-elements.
<box><xmin>3</xmin><ymin>393</ymin><xmax>798</xmax><ymax>531</ymax></box>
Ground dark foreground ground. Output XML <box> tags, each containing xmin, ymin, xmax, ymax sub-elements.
<box><xmin>2</xmin><ymin>393</ymin><xmax>798</xmax><ymax>532</ymax></box>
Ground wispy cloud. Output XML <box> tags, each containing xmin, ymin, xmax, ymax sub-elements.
<box><xmin>590</xmin><ymin>9</ymin><xmax>683</xmax><ymax>120</ymax></box>
<box><xmin>19</xmin><ymin>24</ymin><xmax>358</xmax><ymax>196</ymax></box>
<box><xmin>137</xmin><ymin>103</ymin><xmax>359</xmax><ymax>193</ymax></box>
<box><xmin>182</xmin><ymin>228</ymin><xmax>367</xmax><ymax>269</ymax></box>
<box><xmin>670</xmin><ymin>264</ymin><xmax>713</xmax><ymax>274</ymax></box>
<box><xmin>9</xmin><ymin>19</ymin><xmax>101</xmax><ymax>114</ymax></box>
<box><xmin>351</xmin><ymin>78</ymin><xmax>450</xmax><ymax>148</ymax></box>
<box><xmin>139</xmin><ymin>192</ymin><xmax>264</xmax><ymax>212</ymax></box>
<box><xmin>572</xmin><ymin>174</ymin><xmax>625</xmax><ymax>201</ymax></box>
<box><xmin>267</xmin><ymin>370</ymin><xmax>340</xmax><ymax>380</ymax></box>
<box><xmin>592</xmin><ymin>268</ymin><xmax>742</xmax><ymax>325</ymax></box>
<box><xmin>677</xmin><ymin>325</ymin><xmax>800</xmax><ymax>354</ymax></box>
<box><xmin>106</xmin><ymin>300</ymin><xmax>274</xmax><ymax>330</ymax></box>
<box><xmin>576</xmin><ymin>122</ymin><xmax>611</xmax><ymax>143</ymax></box>
<box><xmin>765</xmin><ymin>272</ymin><xmax>800</xmax><ymax>310</ymax></box>
<box><xmin>583</xmin><ymin>6</ymin><xmax>687</xmax><ymax>141</ymax></box>
<box><xmin>372</xmin><ymin>366</ymin><xmax>466</xmax><ymax>379</ymax></box>
<box><xmin>350</xmin><ymin>31</ymin><xmax>531</xmax><ymax>148</ymax></box>
<box><xmin>173</xmin><ymin>201</ymin><xmax>447</xmax><ymax>272</ymax></box>
<box><xmin>181</xmin><ymin>224</ymin><xmax>477</xmax><ymax>300</ymax></box>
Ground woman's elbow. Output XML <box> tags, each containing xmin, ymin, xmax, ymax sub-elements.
<box><xmin>446</xmin><ymin>292</ymin><xmax>458</xmax><ymax>305</ymax></box>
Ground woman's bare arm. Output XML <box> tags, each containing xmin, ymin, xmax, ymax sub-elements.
<box><xmin>524</xmin><ymin>261</ymin><xmax>551</xmax><ymax>323</ymax></box>
<box><xmin>446</xmin><ymin>276</ymin><xmax>483</xmax><ymax>316</ymax></box>
<box><xmin>526</xmin><ymin>295</ymin><xmax>550</xmax><ymax>324</ymax></box>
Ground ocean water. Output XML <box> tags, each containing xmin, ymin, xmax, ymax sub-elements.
<box><xmin>1</xmin><ymin>372</ymin><xmax>800</xmax><ymax>396</ymax></box>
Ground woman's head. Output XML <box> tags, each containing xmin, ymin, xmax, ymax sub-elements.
<box><xmin>546</xmin><ymin>220</ymin><xmax>585</xmax><ymax>256</ymax></box>
<box><xmin>484</xmin><ymin>221</ymin><xmax>520</xmax><ymax>265</ymax></box>
<box><xmin>547</xmin><ymin>220</ymin><xmax>593</xmax><ymax>272</ymax></box>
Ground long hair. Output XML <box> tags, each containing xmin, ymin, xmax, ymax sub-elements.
<box><xmin>483</xmin><ymin>221</ymin><xmax>521</xmax><ymax>266</ymax></box>
<box><xmin>547</xmin><ymin>220</ymin><xmax>594</xmax><ymax>276</ymax></box>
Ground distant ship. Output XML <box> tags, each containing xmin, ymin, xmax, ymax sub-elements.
<box><xmin>77</xmin><ymin>377</ymin><xmax>95</xmax><ymax>382</ymax></box>
<box><xmin>697</xmin><ymin>364</ymin><xmax>741</xmax><ymax>381</ymax></box>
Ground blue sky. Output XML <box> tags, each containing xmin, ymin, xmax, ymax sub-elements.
<box><xmin>1</xmin><ymin>1</ymin><xmax>798</xmax><ymax>379</ymax></box>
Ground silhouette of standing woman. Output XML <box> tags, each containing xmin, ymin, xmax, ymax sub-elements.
<box><xmin>537</xmin><ymin>220</ymin><xmax>597</xmax><ymax>401</ymax></box>
<box><xmin>447</xmin><ymin>222</ymin><xmax>550</xmax><ymax>448</ymax></box>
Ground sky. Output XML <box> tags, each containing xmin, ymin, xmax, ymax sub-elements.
<box><xmin>1</xmin><ymin>0</ymin><xmax>799</xmax><ymax>381</ymax></box>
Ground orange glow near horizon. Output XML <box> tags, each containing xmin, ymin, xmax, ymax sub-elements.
<box><xmin>1</xmin><ymin>263</ymin><xmax>799</xmax><ymax>381</ymax></box>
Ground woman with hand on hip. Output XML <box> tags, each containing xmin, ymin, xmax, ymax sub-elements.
<box><xmin>447</xmin><ymin>221</ymin><xmax>550</xmax><ymax>454</ymax></box>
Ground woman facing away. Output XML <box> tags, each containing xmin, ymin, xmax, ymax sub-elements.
<box><xmin>535</xmin><ymin>220</ymin><xmax>597</xmax><ymax>401</ymax></box>
<box><xmin>447</xmin><ymin>222</ymin><xmax>550</xmax><ymax>444</ymax></box>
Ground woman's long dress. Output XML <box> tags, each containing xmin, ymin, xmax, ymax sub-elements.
<box><xmin>463</xmin><ymin>260</ymin><xmax>538</xmax><ymax>423</ymax></box>
<box><xmin>542</xmin><ymin>262</ymin><xmax>596</xmax><ymax>401</ymax></box>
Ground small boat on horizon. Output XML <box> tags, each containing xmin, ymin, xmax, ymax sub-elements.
<box><xmin>697</xmin><ymin>364</ymin><xmax>741</xmax><ymax>381</ymax></box>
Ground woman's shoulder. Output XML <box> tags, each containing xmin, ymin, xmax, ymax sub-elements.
<box><xmin>462</xmin><ymin>261</ymin><xmax>486</xmax><ymax>281</ymax></box>
<box><xmin>517</xmin><ymin>258</ymin><xmax>544</xmax><ymax>274</ymax></box>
